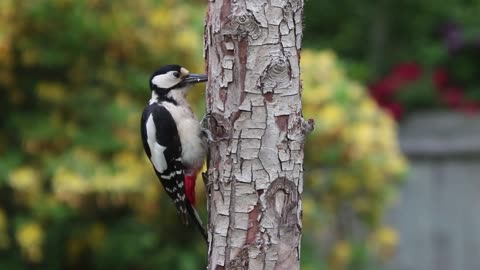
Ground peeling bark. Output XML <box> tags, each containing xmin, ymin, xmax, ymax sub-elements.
<box><xmin>204</xmin><ymin>1</ymin><xmax>307</xmax><ymax>269</ymax></box>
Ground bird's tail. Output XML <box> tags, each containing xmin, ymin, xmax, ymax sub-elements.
<box><xmin>184</xmin><ymin>171</ymin><xmax>207</xmax><ymax>242</ymax></box>
<box><xmin>186</xmin><ymin>202</ymin><xmax>208</xmax><ymax>243</ymax></box>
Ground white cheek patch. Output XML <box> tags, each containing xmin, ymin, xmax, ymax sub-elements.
<box><xmin>146</xmin><ymin>114</ymin><xmax>168</xmax><ymax>172</ymax></box>
<box><xmin>151</xmin><ymin>73</ymin><xmax>179</xmax><ymax>89</ymax></box>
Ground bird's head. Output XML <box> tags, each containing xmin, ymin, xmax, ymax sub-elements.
<box><xmin>149</xmin><ymin>64</ymin><xmax>207</xmax><ymax>97</ymax></box>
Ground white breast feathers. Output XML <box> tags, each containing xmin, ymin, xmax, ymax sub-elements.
<box><xmin>161</xmin><ymin>102</ymin><xmax>206</xmax><ymax>173</ymax></box>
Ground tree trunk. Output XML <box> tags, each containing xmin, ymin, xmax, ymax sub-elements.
<box><xmin>204</xmin><ymin>0</ymin><xmax>307</xmax><ymax>269</ymax></box>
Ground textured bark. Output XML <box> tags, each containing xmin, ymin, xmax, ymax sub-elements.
<box><xmin>204</xmin><ymin>1</ymin><xmax>308</xmax><ymax>269</ymax></box>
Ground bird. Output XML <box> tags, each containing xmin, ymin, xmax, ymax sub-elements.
<box><xmin>140</xmin><ymin>64</ymin><xmax>208</xmax><ymax>241</ymax></box>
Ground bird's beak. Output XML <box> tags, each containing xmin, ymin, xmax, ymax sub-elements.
<box><xmin>183</xmin><ymin>74</ymin><xmax>208</xmax><ymax>84</ymax></box>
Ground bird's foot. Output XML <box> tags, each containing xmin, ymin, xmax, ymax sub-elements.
<box><xmin>200</xmin><ymin>113</ymin><xmax>216</xmax><ymax>143</ymax></box>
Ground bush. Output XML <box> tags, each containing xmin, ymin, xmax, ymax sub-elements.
<box><xmin>0</xmin><ymin>1</ymin><xmax>207</xmax><ymax>269</ymax></box>
<box><xmin>301</xmin><ymin>49</ymin><xmax>407</xmax><ymax>269</ymax></box>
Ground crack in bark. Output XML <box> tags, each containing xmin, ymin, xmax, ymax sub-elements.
<box><xmin>225</xmin><ymin>180</ymin><xmax>236</xmax><ymax>266</ymax></box>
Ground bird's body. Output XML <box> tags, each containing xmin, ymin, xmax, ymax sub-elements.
<box><xmin>147</xmin><ymin>89</ymin><xmax>205</xmax><ymax>173</ymax></box>
<box><xmin>140</xmin><ymin>65</ymin><xmax>207</xmax><ymax>240</ymax></box>
<box><xmin>154</xmin><ymin>91</ymin><xmax>205</xmax><ymax>173</ymax></box>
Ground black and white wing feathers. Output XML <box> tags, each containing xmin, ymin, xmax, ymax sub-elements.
<box><xmin>141</xmin><ymin>104</ymin><xmax>189</xmax><ymax>224</ymax></box>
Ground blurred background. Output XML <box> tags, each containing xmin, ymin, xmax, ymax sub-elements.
<box><xmin>0</xmin><ymin>0</ymin><xmax>478</xmax><ymax>269</ymax></box>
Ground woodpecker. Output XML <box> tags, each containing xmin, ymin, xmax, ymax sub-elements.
<box><xmin>140</xmin><ymin>64</ymin><xmax>208</xmax><ymax>241</ymax></box>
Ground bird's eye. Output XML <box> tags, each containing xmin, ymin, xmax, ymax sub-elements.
<box><xmin>172</xmin><ymin>71</ymin><xmax>180</xmax><ymax>78</ymax></box>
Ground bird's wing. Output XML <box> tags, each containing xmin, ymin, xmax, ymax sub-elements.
<box><xmin>141</xmin><ymin>104</ymin><xmax>189</xmax><ymax>224</ymax></box>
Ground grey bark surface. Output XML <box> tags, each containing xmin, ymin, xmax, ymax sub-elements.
<box><xmin>204</xmin><ymin>0</ymin><xmax>307</xmax><ymax>269</ymax></box>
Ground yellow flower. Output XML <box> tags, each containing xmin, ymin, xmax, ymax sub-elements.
<box><xmin>371</xmin><ymin>226</ymin><xmax>399</xmax><ymax>260</ymax></box>
<box><xmin>16</xmin><ymin>222</ymin><xmax>44</xmax><ymax>262</ymax></box>
<box><xmin>36</xmin><ymin>81</ymin><xmax>67</xmax><ymax>103</ymax></box>
<box><xmin>302</xmin><ymin>197</ymin><xmax>315</xmax><ymax>217</ymax></box>
<box><xmin>385</xmin><ymin>156</ymin><xmax>408</xmax><ymax>177</ymax></box>
<box><xmin>111</xmin><ymin>170</ymin><xmax>142</xmax><ymax>192</ymax></box>
<box><xmin>357</xmin><ymin>98</ymin><xmax>378</xmax><ymax>120</ymax></box>
<box><xmin>302</xmin><ymin>49</ymin><xmax>344</xmax><ymax>86</ymax></box>
<box><xmin>345</xmin><ymin>122</ymin><xmax>378</xmax><ymax>160</ymax></box>
<box><xmin>364</xmin><ymin>169</ymin><xmax>385</xmax><ymax>192</ymax></box>
<box><xmin>318</xmin><ymin>103</ymin><xmax>346</xmax><ymax>131</ymax></box>
<box><xmin>91</xmin><ymin>168</ymin><xmax>108</xmax><ymax>192</ymax></box>
<box><xmin>302</xmin><ymin>85</ymin><xmax>332</xmax><ymax>105</ymax></box>
<box><xmin>374</xmin><ymin>226</ymin><xmax>398</xmax><ymax>247</ymax></box>
<box><xmin>113</xmin><ymin>151</ymin><xmax>137</xmax><ymax>168</ymax></box>
<box><xmin>72</xmin><ymin>148</ymin><xmax>99</xmax><ymax>164</ymax></box>
<box><xmin>148</xmin><ymin>8</ymin><xmax>172</xmax><ymax>29</ymax></box>
<box><xmin>8</xmin><ymin>166</ymin><xmax>41</xmax><ymax>193</ymax></box>
<box><xmin>333</xmin><ymin>172</ymin><xmax>357</xmax><ymax>196</ymax></box>
<box><xmin>52</xmin><ymin>166</ymin><xmax>90</xmax><ymax>195</ymax></box>
<box><xmin>347</xmin><ymin>82</ymin><xmax>365</xmax><ymax>102</ymax></box>
<box><xmin>175</xmin><ymin>29</ymin><xmax>200</xmax><ymax>52</ymax></box>
<box><xmin>330</xmin><ymin>240</ymin><xmax>352</xmax><ymax>269</ymax></box>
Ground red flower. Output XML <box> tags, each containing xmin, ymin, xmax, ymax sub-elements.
<box><xmin>370</xmin><ymin>62</ymin><xmax>423</xmax><ymax>101</ymax></box>
<box><xmin>369</xmin><ymin>78</ymin><xmax>398</xmax><ymax>99</ymax></box>
<box><xmin>459</xmin><ymin>101</ymin><xmax>480</xmax><ymax>115</ymax></box>
<box><xmin>369</xmin><ymin>61</ymin><xmax>479</xmax><ymax>121</ymax></box>
<box><xmin>383</xmin><ymin>102</ymin><xmax>404</xmax><ymax>120</ymax></box>
<box><xmin>392</xmin><ymin>62</ymin><xmax>422</xmax><ymax>81</ymax></box>
<box><xmin>441</xmin><ymin>87</ymin><xmax>465</xmax><ymax>107</ymax></box>
<box><xmin>433</xmin><ymin>69</ymin><xmax>449</xmax><ymax>89</ymax></box>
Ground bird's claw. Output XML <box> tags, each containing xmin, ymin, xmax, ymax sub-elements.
<box><xmin>200</xmin><ymin>113</ymin><xmax>216</xmax><ymax>143</ymax></box>
<box><xmin>201</xmin><ymin>128</ymin><xmax>216</xmax><ymax>143</ymax></box>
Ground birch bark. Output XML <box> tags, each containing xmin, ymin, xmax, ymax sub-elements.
<box><xmin>204</xmin><ymin>1</ymin><xmax>309</xmax><ymax>269</ymax></box>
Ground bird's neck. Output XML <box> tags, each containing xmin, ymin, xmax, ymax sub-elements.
<box><xmin>149</xmin><ymin>88</ymin><xmax>189</xmax><ymax>106</ymax></box>
<box><xmin>149</xmin><ymin>90</ymin><xmax>160</xmax><ymax>105</ymax></box>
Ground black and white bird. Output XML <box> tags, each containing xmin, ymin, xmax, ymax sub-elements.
<box><xmin>140</xmin><ymin>64</ymin><xmax>208</xmax><ymax>241</ymax></box>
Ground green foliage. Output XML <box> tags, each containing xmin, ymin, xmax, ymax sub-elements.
<box><xmin>304</xmin><ymin>0</ymin><xmax>480</xmax><ymax>80</ymax></box>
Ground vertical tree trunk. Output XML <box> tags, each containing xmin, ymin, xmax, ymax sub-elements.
<box><xmin>204</xmin><ymin>1</ymin><xmax>308</xmax><ymax>269</ymax></box>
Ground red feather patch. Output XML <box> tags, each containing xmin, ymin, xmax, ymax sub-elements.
<box><xmin>184</xmin><ymin>173</ymin><xmax>197</xmax><ymax>206</ymax></box>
